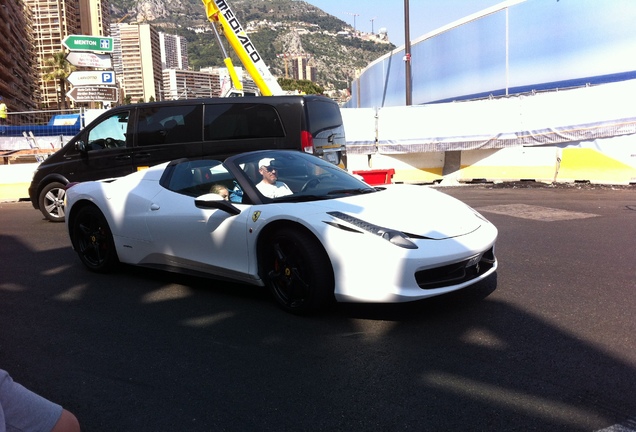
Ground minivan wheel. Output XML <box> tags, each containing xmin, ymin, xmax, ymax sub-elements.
<box><xmin>261</xmin><ymin>227</ymin><xmax>335</xmax><ymax>314</ymax></box>
<box><xmin>38</xmin><ymin>181</ymin><xmax>66</xmax><ymax>222</ymax></box>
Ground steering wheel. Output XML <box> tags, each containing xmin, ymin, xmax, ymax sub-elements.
<box><xmin>300</xmin><ymin>177</ymin><xmax>321</xmax><ymax>192</ymax></box>
<box><xmin>104</xmin><ymin>137</ymin><xmax>116</xmax><ymax>148</ymax></box>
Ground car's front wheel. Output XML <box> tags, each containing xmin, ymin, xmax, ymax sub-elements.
<box><xmin>38</xmin><ymin>181</ymin><xmax>66</xmax><ymax>222</ymax></box>
<box><xmin>261</xmin><ymin>227</ymin><xmax>335</xmax><ymax>314</ymax></box>
<box><xmin>71</xmin><ymin>205</ymin><xmax>119</xmax><ymax>273</ymax></box>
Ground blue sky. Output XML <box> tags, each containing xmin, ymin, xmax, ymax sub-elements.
<box><xmin>306</xmin><ymin>0</ymin><xmax>504</xmax><ymax>46</ymax></box>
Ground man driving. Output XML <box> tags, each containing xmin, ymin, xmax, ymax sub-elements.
<box><xmin>256</xmin><ymin>158</ymin><xmax>293</xmax><ymax>198</ymax></box>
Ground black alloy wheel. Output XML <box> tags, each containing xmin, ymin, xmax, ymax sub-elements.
<box><xmin>71</xmin><ymin>205</ymin><xmax>119</xmax><ymax>272</ymax></box>
<box><xmin>263</xmin><ymin>227</ymin><xmax>334</xmax><ymax>314</ymax></box>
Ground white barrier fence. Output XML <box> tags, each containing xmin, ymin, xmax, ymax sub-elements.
<box><xmin>342</xmin><ymin>80</ymin><xmax>636</xmax><ymax>185</ymax></box>
<box><xmin>2</xmin><ymin>82</ymin><xmax>636</xmax><ymax>185</ymax></box>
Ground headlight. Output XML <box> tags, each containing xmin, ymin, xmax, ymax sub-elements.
<box><xmin>326</xmin><ymin>211</ymin><xmax>418</xmax><ymax>249</ymax></box>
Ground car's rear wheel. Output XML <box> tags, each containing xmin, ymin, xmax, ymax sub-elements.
<box><xmin>71</xmin><ymin>205</ymin><xmax>119</xmax><ymax>273</ymax></box>
<box><xmin>262</xmin><ymin>227</ymin><xmax>335</xmax><ymax>314</ymax></box>
<box><xmin>38</xmin><ymin>181</ymin><xmax>66</xmax><ymax>222</ymax></box>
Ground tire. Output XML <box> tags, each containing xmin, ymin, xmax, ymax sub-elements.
<box><xmin>70</xmin><ymin>205</ymin><xmax>119</xmax><ymax>273</ymax></box>
<box><xmin>261</xmin><ymin>227</ymin><xmax>335</xmax><ymax>314</ymax></box>
<box><xmin>38</xmin><ymin>181</ymin><xmax>66</xmax><ymax>222</ymax></box>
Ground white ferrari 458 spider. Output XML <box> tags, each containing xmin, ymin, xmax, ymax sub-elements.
<box><xmin>65</xmin><ymin>150</ymin><xmax>498</xmax><ymax>314</ymax></box>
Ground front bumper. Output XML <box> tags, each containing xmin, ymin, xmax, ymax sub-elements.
<box><xmin>326</xmin><ymin>222</ymin><xmax>498</xmax><ymax>303</ymax></box>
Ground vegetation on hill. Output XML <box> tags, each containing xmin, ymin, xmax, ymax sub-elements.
<box><xmin>109</xmin><ymin>0</ymin><xmax>395</xmax><ymax>92</ymax></box>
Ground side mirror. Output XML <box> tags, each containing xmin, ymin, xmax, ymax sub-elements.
<box><xmin>195</xmin><ymin>193</ymin><xmax>241</xmax><ymax>215</ymax></box>
<box><xmin>75</xmin><ymin>140</ymin><xmax>87</xmax><ymax>152</ymax></box>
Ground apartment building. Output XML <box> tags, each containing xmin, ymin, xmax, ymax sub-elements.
<box><xmin>111</xmin><ymin>22</ymin><xmax>163</xmax><ymax>102</ymax></box>
<box><xmin>0</xmin><ymin>0</ymin><xmax>39</xmax><ymax>118</ymax></box>
<box><xmin>290</xmin><ymin>56</ymin><xmax>316</xmax><ymax>82</ymax></box>
<box><xmin>24</xmin><ymin>0</ymin><xmax>110</xmax><ymax>109</ymax></box>
<box><xmin>79</xmin><ymin>0</ymin><xmax>110</xmax><ymax>37</ymax></box>
<box><xmin>159</xmin><ymin>32</ymin><xmax>188</xmax><ymax>70</ymax></box>
<box><xmin>163</xmin><ymin>68</ymin><xmax>221</xmax><ymax>100</ymax></box>
<box><xmin>25</xmin><ymin>0</ymin><xmax>81</xmax><ymax>109</ymax></box>
<box><xmin>163</xmin><ymin>66</ymin><xmax>260</xmax><ymax>100</ymax></box>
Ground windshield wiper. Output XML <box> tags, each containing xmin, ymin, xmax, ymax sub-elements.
<box><xmin>327</xmin><ymin>188</ymin><xmax>376</xmax><ymax>195</ymax></box>
<box><xmin>274</xmin><ymin>194</ymin><xmax>330</xmax><ymax>203</ymax></box>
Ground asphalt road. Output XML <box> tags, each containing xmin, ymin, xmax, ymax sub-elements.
<box><xmin>1</xmin><ymin>184</ymin><xmax>635</xmax><ymax>432</ymax></box>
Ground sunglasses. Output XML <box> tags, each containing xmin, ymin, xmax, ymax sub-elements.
<box><xmin>262</xmin><ymin>165</ymin><xmax>277</xmax><ymax>172</ymax></box>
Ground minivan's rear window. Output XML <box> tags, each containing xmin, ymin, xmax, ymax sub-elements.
<box><xmin>306</xmin><ymin>99</ymin><xmax>342</xmax><ymax>134</ymax></box>
<box><xmin>204</xmin><ymin>103</ymin><xmax>284</xmax><ymax>141</ymax></box>
<box><xmin>137</xmin><ymin>105</ymin><xmax>203</xmax><ymax>146</ymax></box>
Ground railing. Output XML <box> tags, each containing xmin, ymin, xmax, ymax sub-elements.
<box><xmin>0</xmin><ymin>108</ymin><xmax>84</xmax><ymax>155</ymax></box>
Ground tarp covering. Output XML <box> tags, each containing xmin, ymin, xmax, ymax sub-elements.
<box><xmin>341</xmin><ymin>79</ymin><xmax>636</xmax><ymax>154</ymax></box>
<box><xmin>340</xmin><ymin>108</ymin><xmax>376</xmax><ymax>155</ymax></box>
<box><xmin>0</xmin><ymin>134</ymin><xmax>72</xmax><ymax>151</ymax></box>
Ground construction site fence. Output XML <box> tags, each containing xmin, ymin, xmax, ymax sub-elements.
<box><xmin>342</xmin><ymin>80</ymin><xmax>636</xmax><ymax>185</ymax></box>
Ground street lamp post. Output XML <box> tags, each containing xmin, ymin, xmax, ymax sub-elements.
<box><xmin>404</xmin><ymin>0</ymin><xmax>412</xmax><ymax>105</ymax></box>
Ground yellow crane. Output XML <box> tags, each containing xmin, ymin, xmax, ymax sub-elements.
<box><xmin>117</xmin><ymin>11</ymin><xmax>133</xmax><ymax>23</ymax></box>
<box><xmin>201</xmin><ymin>0</ymin><xmax>284</xmax><ymax>96</ymax></box>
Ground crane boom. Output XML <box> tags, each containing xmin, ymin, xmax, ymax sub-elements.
<box><xmin>210</xmin><ymin>23</ymin><xmax>244</xmax><ymax>95</ymax></box>
<box><xmin>202</xmin><ymin>0</ymin><xmax>284</xmax><ymax>96</ymax></box>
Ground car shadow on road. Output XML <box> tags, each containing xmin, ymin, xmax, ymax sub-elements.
<box><xmin>1</xmin><ymin>232</ymin><xmax>635</xmax><ymax>432</ymax></box>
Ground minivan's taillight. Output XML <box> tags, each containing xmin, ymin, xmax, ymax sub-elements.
<box><xmin>300</xmin><ymin>130</ymin><xmax>314</xmax><ymax>154</ymax></box>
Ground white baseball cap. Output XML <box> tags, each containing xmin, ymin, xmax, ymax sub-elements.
<box><xmin>259</xmin><ymin>158</ymin><xmax>275</xmax><ymax>168</ymax></box>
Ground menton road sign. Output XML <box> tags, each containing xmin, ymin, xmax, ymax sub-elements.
<box><xmin>63</xmin><ymin>35</ymin><xmax>113</xmax><ymax>53</ymax></box>
<box><xmin>67</xmin><ymin>71</ymin><xmax>116</xmax><ymax>86</ymax></box>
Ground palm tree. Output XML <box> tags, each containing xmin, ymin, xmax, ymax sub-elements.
<box><xmin>42</xmin><ymin>51</ymin><xmax>75</xmax><ymax>110</ymax></box>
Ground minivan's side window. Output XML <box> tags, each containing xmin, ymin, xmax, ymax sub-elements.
<box><xmin>87</xmin><ymin>111</ymin><xmax>130</xmax><ymax>151</ymax></box>
<box><xmin>204</xmin><ymin>103</ymin><xmax>284</xmax><ymax>141</ymax></box>
<box><xmin>137</xmin><ymin>105</ymin><xmax>203</xmax><ymax>146</ymax></box>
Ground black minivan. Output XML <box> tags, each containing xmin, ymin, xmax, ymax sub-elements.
<box><xmin>29</xmin><ymin>95</ymin><xmax>347</xmax><ymax>222</ymax></box>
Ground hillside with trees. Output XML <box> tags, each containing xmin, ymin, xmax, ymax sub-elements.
<box><xmin>109</xmin><ymin>0</ymin><xmax>395</xmax><ymax>93</ymax></box>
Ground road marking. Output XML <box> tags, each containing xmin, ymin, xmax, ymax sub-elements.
<box><xmin>476</xmin><ymin>204</ymin><xmax>599</xmax><ymax>221</ymax></box>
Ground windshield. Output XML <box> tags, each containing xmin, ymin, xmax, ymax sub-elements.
<box><xmin>229</xmin><ymin>150</ymin><xmax>375</xmax><ymax>202</ymax></box>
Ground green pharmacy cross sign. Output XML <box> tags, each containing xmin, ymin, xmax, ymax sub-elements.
<box><xmin>63</xmin><ymin>35</ymin><xmax>113</xmax><ymax>53</ymax></box>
